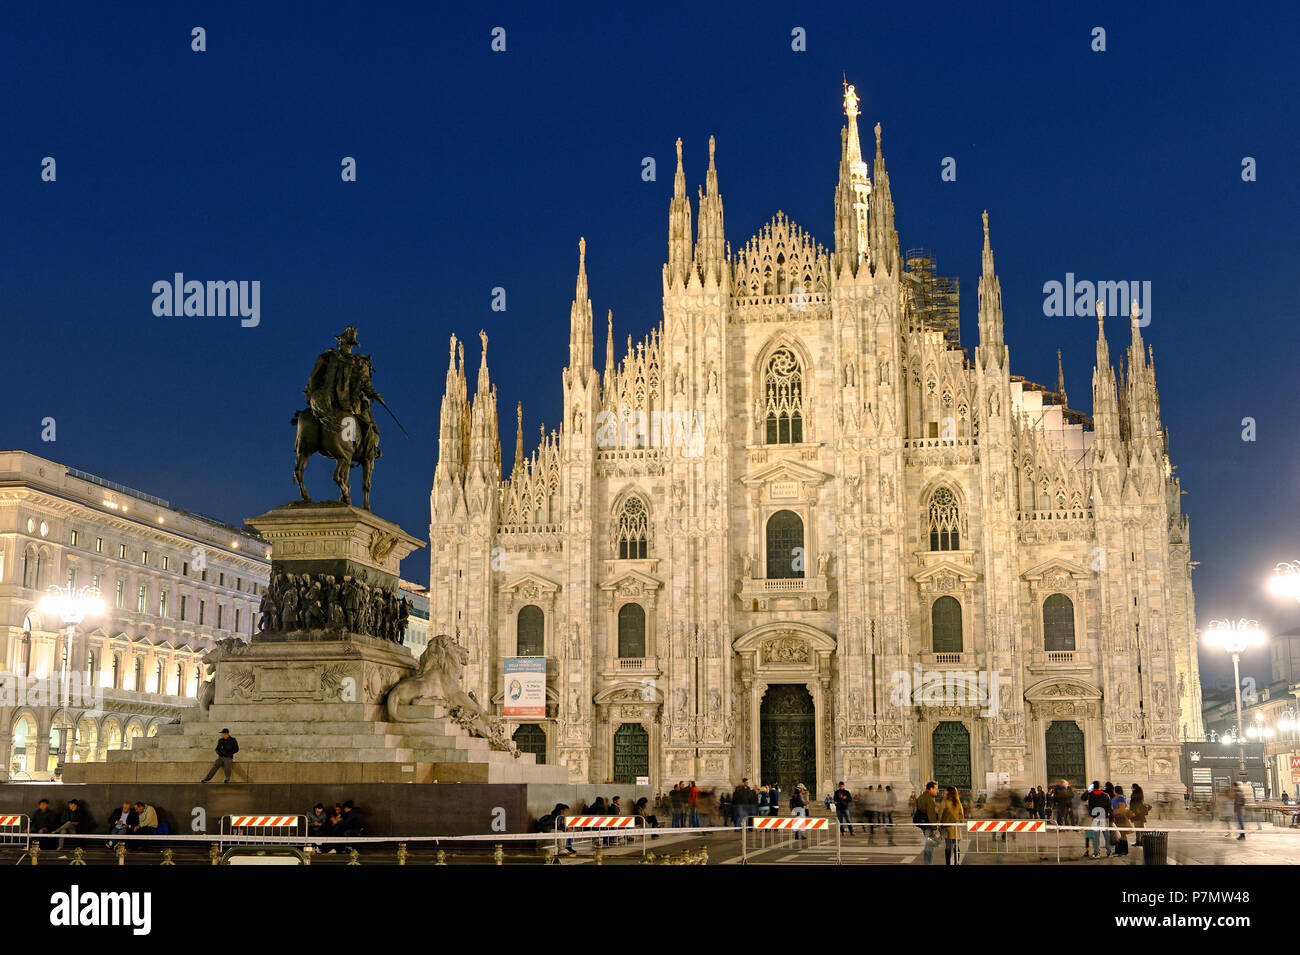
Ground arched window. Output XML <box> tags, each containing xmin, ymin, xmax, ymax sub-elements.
<box><xmin>927</xmin><ymin>487</ymin><xmax>962</xmax><ymax>551</ymax></box>
<box><xmin>932</xmin><ymin>596</ymin><xmax>963</xmax><ymax>653</ymax></box>
<box><xmin>617</xmin><ymin>604</ymin><xmax>646</xmax><ymax>658</ymax></box>
<box><xmin>616</xmin><ymin>497</ymin><xmax>649</xmax><ymax>559</ymax></box>
<box><xmin>1043</xmin><ymin>593</ymin><xmax>1076</xmax><ymax>651</ymax></box>
<box><xmin>20</xmin><ymin>615</ymin><xmax>33</xmax><ymax>677</ymax></box>
<box><xmin>765</xmin><ymin>510</ymin><xmax>805</xmax><ymax>579</ymax></box>
<box><xmin>517</xmin><ymin>605</ymin><xmax>544</xmax><ymax>656</ymax></box>
<box><xmin>763</xmin><ymin>347</ymin><xmax>804</xmax><ymax>444</ymax></box>
<box><xmin>22</xmin><ymin>547</ymin><xmax>36</xmax><ymax>588</ymax></box>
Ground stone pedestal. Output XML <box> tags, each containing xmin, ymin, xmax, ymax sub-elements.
<box><xmin>63</xmin><ymin>501</ymin><xmax>569</xmax><ymax>786</ymax></box>
<box><xmin>247</xmin><ymin>500</ymin><xmax>422</xmax><ymax>591</ymax></box>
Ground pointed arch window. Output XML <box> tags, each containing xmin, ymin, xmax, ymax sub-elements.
<box><xmin>1043</xmin><ymin>593</ymin><xmax>1076</xmax><ymax>651</ymax></box>
<box><xmin>616</xmin><ymin>497</ymin><xmax>649</xmax><ymax>559</ymax></box>
<box><xmin>763</xmin><ymin>347</ymin><xmax>804</xmax><ymax>444</ymax></box>
<box><xmin>927</xmin><ymin>486</ymin><xmax>962</xmax><ymax>551</ymax></box>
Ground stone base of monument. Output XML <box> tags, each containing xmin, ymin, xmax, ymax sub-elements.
<box><xmin>63</xmin><ymin>632</ymin><xmax>569</xmax><ymax>786</ymax></box>
<box><xmin>63</xmin><ymin>502</ymin><xmax>569</xmax><ymax>787</ymax></box>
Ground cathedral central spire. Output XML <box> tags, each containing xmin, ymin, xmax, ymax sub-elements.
<box><xmin>568</xmin><ymin>237</ymin><xmax>594</xmax><ymax>377</ymax></box>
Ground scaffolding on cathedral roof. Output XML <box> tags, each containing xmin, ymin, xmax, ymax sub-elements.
<box><xmin>903</xmin><ymin>248</ymin><xmax>961</xmax><ymax>349</ymax></box>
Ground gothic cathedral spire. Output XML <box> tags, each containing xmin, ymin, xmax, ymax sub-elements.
<box><xmin>976</xmin><ymin>211</ymin><xmax>1006</xmax><ymax>368</ymax></box>
<box><xmin>694</xmin><ymin>136</ymin><xmax>726</xmax><ymax>286</ymax></box>
<box><xmin>568</xmin><ymin>237</ymin><xmax>594</xmax><ymax>381</ymax></box>
<box><xmin>666</xmin><ymin>138</ymin><xmax>694</xmax><ymax>288</ymax></box>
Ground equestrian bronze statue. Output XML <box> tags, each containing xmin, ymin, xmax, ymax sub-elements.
<box><xmin>292</xmin><ymin>326</ymin><xmax>401</xmax><ymax>510</ymax></box>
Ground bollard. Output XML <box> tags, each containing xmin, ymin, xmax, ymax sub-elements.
<box><xmin>348</xmin><ymin>848</ymin><xmax>361</xmax><ymax>866</ymax></box>
<box><xmin>397</xmin><ymin>843</ymin><xmax>407</xmax><ymax>866</ymax></box>
<box><xmin>160</xmin><ymin>849</ymin><xmax>175</xmax><ymax>866</ymax></box>
<box><xmin>493</xmin><ymin>844</ymin><xmax>503</xmax><ymax>866</ymax></box>
<box><xmin>640</xmin><ymin>852</ymin><xmax>656</xmax><ymax>865</ymax></box>
<box><xmin>435</xmin><ymin>849</ymin><xmax>447</xmax><ymax>865</ymax></box>
<box><xmin>117</xmin><ymin>842</ymin><xmax>127</xmax><ymax>866</ymax></box>
<box><xmin>593</xmin><ymin>844</ymin><xmax>604</xmax><ymax>866</ymax></box>
<box><xmin>699</xmin><ymin>845</ymin><xmax>709</xmax><ymax>865</ymax></box>
<box><xmin>30</xmin><ymin>844</ymin><xmax>39</xmax><ymax>866</ymax></box>
<box><xmin>209</xmin><ymin>843</ymin><xmax>221</xmax><ymax>866</ymax></box>
<box><xmin>71</xmin><ymin>848</ymin><xmax>87</xmax><ymax>866</ymax></box>
<box><xmin>544</xmin><ymin>844</ymin><xmax>559</xmax><ymax>864</ymax></box>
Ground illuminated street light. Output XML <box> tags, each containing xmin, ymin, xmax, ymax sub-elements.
<box><xmin>1204</xmin><ymin>619</ymin><xmax>1267</xmax><ymax>779</ymax></box>
<box><xmin>1269</xmin><ymin>561</ymin><xmax>1300</xmax><ymax>602</ymax></box>
<box><xmin>36</xmin><ymin>585</ymin><xmax>104</xmax><ymax>776</ymax></box>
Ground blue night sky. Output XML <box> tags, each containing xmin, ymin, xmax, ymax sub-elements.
<box><xmin>3</xmin><ymin>1</ymin><xmax>1297</xmax><ymax>684</ymax></box>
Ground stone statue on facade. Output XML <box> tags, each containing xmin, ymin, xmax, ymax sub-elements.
<box><xmin>385</xmin><ymin>635</ymin><xmax>518</xmax><ymax>754</ymax></box>
<box><xmin>292</xmin><ymin>326</ymin><xmax>400</xmax><ymax>510</ymax></box>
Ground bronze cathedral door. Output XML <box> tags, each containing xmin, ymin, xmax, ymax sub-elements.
<box><xmin>760</xmin><ymin>684</ymin><xmax>816</xmax><ymax>798</ymax></box>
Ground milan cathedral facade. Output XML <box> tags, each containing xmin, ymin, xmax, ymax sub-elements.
<box><xmin>428</xmin><ymin>85</ymin><xmax>1202</xmax><ymax>797</ymax></box>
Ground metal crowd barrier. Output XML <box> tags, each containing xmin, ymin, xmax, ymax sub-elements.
<box><xmin>557</xmin><ymin>814</ymin><xmax>649</xmax><ymax>856</ymax></box>
<box><xmin>741</xmin><ymin>815</ymin><xmax>840</xmax><ymax>864</ymax></box>
<box><xmin>965</xmin><ymin>819</ymin><xmax>1051</xmax><ymax>858</ymax></box>
<box><xmin>219</xmin><ymin>814</ymin><xmax>308</xmax><ymax>850</ymax></box>
<box><xmin>0</xmin><ymin>814</ymin><xmax>30</xmax><ymax>849</ymax></box>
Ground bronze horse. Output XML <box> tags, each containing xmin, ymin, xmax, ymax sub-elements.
<box><xmin>291</xmin><ymin>409</ymin><xmax>378</xmax><ymax>510</ymax></box>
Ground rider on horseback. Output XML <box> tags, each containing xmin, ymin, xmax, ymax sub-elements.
<box><xmin>305</xmin><ymin>326</ymin><xmax>382</xmax><ymax>458</ymax></box>
<box><xmin>294</xmin><ymin>326</ymin><xmax>390</xmax><ymax>509</ymax></box>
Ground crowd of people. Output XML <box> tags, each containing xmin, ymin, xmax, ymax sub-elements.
<box><xmin>25</xmin><ymin>794</ymin><xmax>368</xmax><ymax>855</ymax></box>
<box><xmin>29</xmin><ymin>796</ymin><xmax>163</xmax><ymax>856</ymax></box>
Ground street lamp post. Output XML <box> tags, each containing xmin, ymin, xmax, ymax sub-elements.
<box><xmin>1204</xmin><ymin>619</ymin><xmax>1267</xmax><ymax>781</ymax></box>
<box><xmin>37</xmin><ymin>585</ymin><xmax>104</xmax><ymax>777</ymax></box>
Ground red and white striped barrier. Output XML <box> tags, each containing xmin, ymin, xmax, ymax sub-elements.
<box><xmin>563</xmin><ymin>815</ymin><xmax>639</xmax><ymax>829</ymax></box>
<box><xmin>967</xmin><ymin>819</ymin><xmax>1046</xmax><ymax>833</ymax></box>
<box><xmin>749</xmin><ymin>816</ymin><xmax>828</xmax><ymax>831</ymax></box>
<box><xmin>0</xmin><ymin>813</ymin><xmax>30</xmax><ymax>848</ymax></box>
<box><xmin>228</xmin><ymin>815</ymin><xmax>300</xmax><ymax>828</ymax></box>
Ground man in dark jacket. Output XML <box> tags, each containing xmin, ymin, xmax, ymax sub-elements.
<box><xmin>833</xmin><ymin>782</ymin><xmax>855</xmax><ymax>835</ymax></box>
<box><xmin>731</xmin><ymin>778</ymin><xmax>759</xmax><ymax>828</ymax></box>
<box><xmin>31</xmin><ymin>798</ymin><xmax>59</xmax><ymax>849</ymax></box>
<box><xmin>1084</xmin><ymin>781</ymin><xmax>1112</xmax><ymax>858</ymax></box>
<box><xmin>917</xmin><ymin>781</ymin><xmax>940</xmax><ymax>864</ymax></box>
<box><xmin>53</xmin><ymin>799</ymin><xmax>89</xmax><ymax>851</ymax></box>
<box><xmin>200</xmin><ymin>728</ymin><xmax>239</xmax><ymax>783</ymax></box>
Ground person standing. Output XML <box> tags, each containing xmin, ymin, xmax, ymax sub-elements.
<box><xmin>1129</xmin><ymin>783</ymin><xmax>1149</xmax><ymax>846</ymax></box>
<box><xmin>767</xmin><ymin>782</ymin><xmax>781</xmax><ymax>816</ymax></box>
<box><xmin>883</xmin><ymin>785</ymin><xmax>897</xmax><ymax>845</ymax></box>
<box><xmin>916</xmin><ymin>781</ymin><xmax>940</xmax><ymax>865</ymax></box>
<box><xmin>833</xmin><ymin>782</ymin><xmax>855</xmax><ymax>835</ymax></box>
<box><xmin>669</xmin><ymin>782</ymin><xmax>685</xmax><ymax>828</ymax></box>
<box><xmin>1084</xmin><ymin>781</ymin><xmax>1113</xmax><ymax>858</ymax></box>
<box><xmin>939</xmin><ymin>786</ymin><xmax>964</xmax><ymax>865</ymax></box>
<box><xmin>1233</xmin><ymin>781</ymin><xmax>1248</xmax><ymax>840</ymax></box>
<box><xmin>790</xmin><ymin>783</ymin><xmax>809</xmax><ymax>841</ymax></box>
<box><xmin>200</xmin><ymin>728</ymin><xmax>239</xmax><ymax>783</ymax></box>
<box><xmin>687</xmin><ymin>780</ymin><xmax>701</xmax><ymax>828</ymax></box>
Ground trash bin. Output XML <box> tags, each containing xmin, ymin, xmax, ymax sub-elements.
<box><xmin>1142</xmin><ymin>830</ymin><xmax>1168</xmax><ymax>865</ymax></box>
